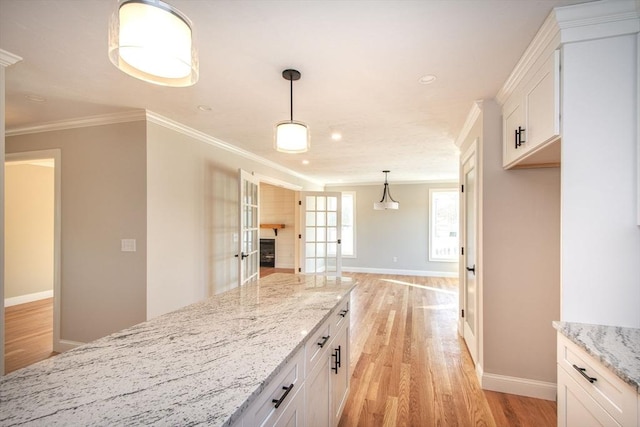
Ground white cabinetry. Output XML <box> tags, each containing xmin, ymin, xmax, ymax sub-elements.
<box><xmin>238</xmin><ymin>294</ymin><xmax>351</xmax><ymax>427</ymax></box>
<box><xmin>306</xmin><ymin>296</ymin><xmax>351</xmax><ymax>427</ymax></box>
<box><xmin>502</xmin><ymin>50</ymin><xmax>561</xmax><ymax>169</ymax></box>
<box><xmin>557</xmin><ymin>333</ymin><xmax>638</xmax><ymax>427</ymax></box>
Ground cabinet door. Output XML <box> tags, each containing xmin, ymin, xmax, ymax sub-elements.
<box><xmin>557</xmin><ymin>366</ymin><xmax>621</xmax><ymax>427</ymax></box>
<box><xmin>502</xmin><ymin>95</ymin><xmax>524</xmax><ymax>167</ymax></box>
<box><xmin>524</xmin><ymin>50</ymin><xmax>560</xmax><ymax>151</ymax></box>
<box><xmin>306</xmin><ymin>352</ymin><xmax>331</xmax><ymax>426</ymax></box>
<box><xmin>331</xmin><ymin>324</ymin><xmax>350</xmax><ymax>426</ymax></box>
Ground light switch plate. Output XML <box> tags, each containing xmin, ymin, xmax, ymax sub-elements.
<box><xmin>121</xmin><ymin>239</ymin><xmax>136</xmax><ymax>252</ymax></box>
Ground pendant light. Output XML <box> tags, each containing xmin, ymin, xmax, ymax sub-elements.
<box><xmin>275</xmin><ymin>69</ymin><xmax>309</xmax><ymax>153</ymax></box>
<box><xmin>374</xmin><ymin>170</ymin><xmax>399</xmax><ymax>210</ymax></box>
<box><xmin>108</xmin><ymin>0</ymin><xmax>198</xmax><ymax>87</ymax></box>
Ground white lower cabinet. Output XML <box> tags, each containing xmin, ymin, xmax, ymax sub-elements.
<box><xmin>557</xmin><ymin>333</ymin><xmax>638</xmax><ymax>427</ymax></box>
<box><xmin>238</xmin><ymin>294</ymin><xmax>351</xmax><ymax>427</ymax></box>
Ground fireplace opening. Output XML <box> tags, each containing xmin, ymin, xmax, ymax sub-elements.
<box><xmin>260</xmin><ymin>238</ymin><xmax>275</xmax><ymax>267</ymax></box>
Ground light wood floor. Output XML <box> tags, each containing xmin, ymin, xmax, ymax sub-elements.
<box><xmin>3</xmin><ymin>273</ymin><xmax>556</xmax><ymax>426</ymax></box>
<box><xmin>4</xmin><ymin>298</ymin><xmax>55</xmax><ymax>374</ymax></box>
<box><xmin>338</xmin><ymin>273</ymin><xmax>556</xmax><ymax>427</ymax></box>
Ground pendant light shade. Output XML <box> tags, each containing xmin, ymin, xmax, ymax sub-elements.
<box><xmin>108</xmin><ymin>0</ymin><xmax>198</xmax><ymax>87</ymax></box>
<box><xmin>374</xmin><ymin>170</ymin><xmax>399</xmax><ymax>210</ymax></box>
<box><xmin>275</xmin><ymin>69</ymin><xmax>309</xmax><ymax>153</ymax></box>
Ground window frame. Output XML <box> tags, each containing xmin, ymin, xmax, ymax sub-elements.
<box><xmin>428</xmin><ymin>188</ymin><xmax>459</xmax><ymax>263</ymax></box>
<box><xmin>341</xmin><ymin>191</ymin><xmax>356</xmax><ymax>258</ymax></box>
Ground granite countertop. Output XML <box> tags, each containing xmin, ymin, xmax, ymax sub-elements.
<box><xmin>553</xmin><ymin>321</ymin><xmax>640</xmax><ymax>392</ymax></box>
<box><xmin>0</xmin><ymin>273</ymin><xmax>355</xmax><ymax>426</ymax></box>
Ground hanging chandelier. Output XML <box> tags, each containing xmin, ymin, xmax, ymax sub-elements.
<box><xmin>108</xmin><ymin>0</ymin><xmax>199</xmax><ymax>87</ymax></box>
<box><xmin>275</xmin><ymin>69</ymin><xmax>309</xmax><ymax>153</ymax></box>
<box><xmin>374</xmin><ymin>170</ymin><xmax>399</xmax><ymax>210</ymax></box>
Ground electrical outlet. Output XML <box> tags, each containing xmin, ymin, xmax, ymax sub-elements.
<box><xmin>393</xmin><ymin>256</ymin><xmax>398</xmax><ymax>262</ymax></box>
<box><xmin>121</xmin><ymin>239</ymin><xmax>136</xmax><ymax>252</ymax></box>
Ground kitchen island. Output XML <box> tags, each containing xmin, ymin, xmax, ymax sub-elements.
<box><xmin>0</xmin><ymin>273</ymin><xmax>355</xmax><ymax>426</ymax></box>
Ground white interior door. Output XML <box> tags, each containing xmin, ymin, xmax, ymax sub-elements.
<box><xmin>462</xmin><ymin>147</ymin><xmax>478</xmax><ymax>364</ymax></box>
<box><xmin>238</xmin><ymin>170</ymin><xmax>260</xmax><ymax>286</ymax></box>
<box><xmin>300</xmin><ymin>192</ymin><xmax>342</xmax><ymax>276</ymax></box>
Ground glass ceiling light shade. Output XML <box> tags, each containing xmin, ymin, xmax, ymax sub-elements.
<box><xmin>108</xmin><ymin>0</ymin><xmax>198</xmax><ymax>87</ymax></box>
<box><xmin>275</xmin><ymin>69</ymin><xmax>309</xmax><ymax>153</ymax></box>
<box><xmin>374</xmin><ymin>170</ymin><xmax>399</xmax><ymax>210</ymax></box>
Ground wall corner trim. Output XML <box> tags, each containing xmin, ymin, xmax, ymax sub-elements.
<box><xmin>481</xmin><ymin>372</ymin><xmax>557</xmax><ymax>401</ymax></box>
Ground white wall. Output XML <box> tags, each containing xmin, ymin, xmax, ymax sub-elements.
<box><xmin>6</xmin><ymin>122</ymin><xmax>148</xmax><ymax>343</ymax></box>
<box><xmin>561</xmin><ymin>33</ymin><xmax>640</xmax><ymax>327</ymax></box>
<box><xmin>146</xmin><ymin>121</ymin><xmax>321</xmax><ymax>319</ymax></box>
<box><xmin>327</xmin><ymin>182</ymin><xmax>459</xmax><ymax>276</ymax></box>
<box><xmin>4</xmin><ymin>163</ymin><xmax>54</xmax><ymax>299</ymax></box>
<box><xmin>457</xmin><ymin>100</ymin><xmax>561</xmax><ymax>392</ymax></box>
<box><xmin>260</xmin><ymin>184</ymin><xmax>295</xmax><ymax>269</ymax></box>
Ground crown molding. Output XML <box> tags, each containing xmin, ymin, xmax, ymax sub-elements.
<box><xmin>5</xmin><ymin>110</ymin><xmax>146</xmax><ymax>136</ymax></box>
<box><xmin>144</xmin><ymin>111</ymin><xmax>324</xmax><ymax>187</ymax></box>
<box><xmin>495</xmin><ymin>13</ymin><xmax>560</xmax><ymax>105</ymax></box>
<box><xmin>0</xmin><ymin>49</ymin><xmax>22</xmax><ymax>67</ymax></box>
<box><xmin>455</xmin><ymin>100</ymin><xmax>483</xmax><ymax>148</ymax></box>
<box><xmin>555</xmin><ymin>0</ymin><xmax>640</xmax><ymax>44</ymax></box>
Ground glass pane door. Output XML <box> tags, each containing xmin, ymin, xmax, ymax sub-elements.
<box><xmin>238</xmin><ymin>169</ymin><xmax>260</xmax><ymax>286</ymax></box>
<box><xmin>301</xmin><ymin>192</ymin><xmax>341</xmax><ymax>276</ymax></box>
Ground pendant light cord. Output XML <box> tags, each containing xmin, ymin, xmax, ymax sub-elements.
<box><xmin>290</xmin><ymin>78</ymin><xmax>294</xmax><ymax>122</ymax></box>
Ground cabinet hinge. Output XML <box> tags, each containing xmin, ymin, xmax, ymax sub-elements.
<box><xmin>461</xmin><ymin>309</ymin><xmax>465</xmax><ymax>318</ymax></box>
<box><xmin>461</xmin><ymin>184</ymin><xmax>464</xmax><ymax>193</ymax></box>
<box><xmin>461</xmin><ymin>247</ymin><xmax>464</xmax><ymax>255</ymax></box>
<box><xmin>298</xmin><ymin>234</ymin><xmax>302</xmax><ymax>239</ymax></box>
<box><xmin>298</xmin><ymin>267</ymin><xmax>302</xmax><ymax>273</ymax></box>
<box><xmin>298</xmin><ymin>200</ymin><xmax>302</xmax><ymax>206</ymax></box>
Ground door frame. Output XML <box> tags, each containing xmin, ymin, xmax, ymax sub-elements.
<box><xmin>5</xmin><ymin>149</ymin><xmax>62</xmax><ymax>354</ymax></box>
<box><xmin>459</xmin><ymin>139</ymin><xmax>480</xmax><ymax>366</ymax></box>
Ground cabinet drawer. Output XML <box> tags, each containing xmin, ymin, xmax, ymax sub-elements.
<box><xmin>557</xmin><ymin>334</ymin><xmax>638</xmax><ymax>426</ymax></box>
<box><xmin>305</xmin><ymin>316</ymin><xmax>331</xmax><ymax>375</ymax></box>
<box><xmin>332</xmin><ymin>296</ymin><xmax>350</xmax><ymax>334</ymax></box>
<box><xmin>244</xmin><ymin>348</ymin><xmax>304</xmax><ymax>427</ymax></box>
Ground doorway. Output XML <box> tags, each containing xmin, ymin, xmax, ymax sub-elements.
<box><xmin>4</xmin><ymin>149</ymin><xmax>61</xmax><ymax>373</ymax></box>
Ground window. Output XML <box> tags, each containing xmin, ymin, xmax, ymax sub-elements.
<box><xmin>429</xmin><ymin>188</ymin><xmax>459</xmax><ymax>262</ymax></box>
<box><xmin>341</xmin><ymin>192</ymin><xmax>356</xmax><ymax>257</ymax></box>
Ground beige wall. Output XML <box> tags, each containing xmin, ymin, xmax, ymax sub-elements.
<box><xmin>327</xmin><ymin>182</ymin><xmax>459</xmax><ymax>275</ymax></box>
<box><xmin>259</xmin><ymin>184</ymin><xmax>295</xmax><ymax>269</ymax></box>
<box><xmin>4</xmin><ymin>163</ymin><xmax>54</xmax><ymax>298</ymax></box>
<box><xmin>458</xmin><ymin>100</ymin><xmax>561</xmax><ymax>386</ymax></box>
<box><xmin>6</xmin><ymin>121</ymin><xmax>147</xmax><ymax>343</ymax></box>
<box><xmin>146</xmin><ymin>121</ymin><xmax>320</xmax><ymax>319</ymax></box>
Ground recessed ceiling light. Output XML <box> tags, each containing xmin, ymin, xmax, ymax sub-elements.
<box><xmin>197</xmin><ymin>104</ymin><xmax>212</xmax><ymax>112</ymax></box>
<box><xmin>302</xmin><ymin>160</ymin><xmax>310</xmax><ymax>165</ymax></box>
<box><xmin>25</xmin><ymin>94</ymin><xmax>46</xmax><ymax>103</ymax></box>
<box><xmin>418</xmin><ymin>74</ymin><xmax>437</xmax><ymax>85</ymax></box>
<box><xmin>331</xmin><ymin>132</ymin><xmax>342</xmax><ymax>141</ymax></box>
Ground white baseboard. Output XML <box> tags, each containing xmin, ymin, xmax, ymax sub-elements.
<box><xmin>481</xmin><ymin>372</ymin><xmax>557</xmax><ymax>401</ymax></box>
<box><xmin>342</xmin><ymin>266</ymin><xmax>458</xmax><ymax>278</ymax></box>
<box><xmin>275</xmin><ymin>263</ymin><xmax>294</xmax><ymax>269</ymax></box>
<box><xmin>4</xmin><ymin>290</ymin><xmax>53</xmax><ymax>307</ymax></box>
<box><xmin>55</xmin><ymin>339</ymin><xmax>84</xmax><ymax>353</ymax></box>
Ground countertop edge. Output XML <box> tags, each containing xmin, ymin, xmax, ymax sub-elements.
<box><xmin>553</xmin><ymin>320</ymin><xmax>640</xmax><ymax>393</ymax></box>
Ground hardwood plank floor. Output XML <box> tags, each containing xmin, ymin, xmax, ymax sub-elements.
<box><xmin>4</xmin><ymin>298</ymin><xmax>56</xmax><ymax>374</ymax></box>
<box><xmin>338</xmin><ymin>273</ymin><xmax>556</xmax><ymax>427</ymax></box>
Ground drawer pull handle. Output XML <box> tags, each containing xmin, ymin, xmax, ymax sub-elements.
<box><xmin>317</xmin><ymin>335</ymin><xmax>330</xmax><ymax>348</ymax></box>
<box><xmin>272</xmin><ymin>383</ymin><xmax>294</xmax><ymax>408</ymax></box>
<box><xmin>332</xmin><ymin>345</ymin><xmax>342</xmax><ymax>374</ymax></box>
<box><xmin>339</xmin><ymin>309</ymin><xmax>349</xmax><ymax>318</ymax></box>
<box><xmin>572</xmin><ymin>364</ymin><xmax>597</xmax><ymax>384</ymax></box>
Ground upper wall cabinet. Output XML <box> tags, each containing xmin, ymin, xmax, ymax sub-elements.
<box><xmin>502</xmin><ymin>50</ymin><xmax>561</xmax><ymax>169</ymax></box>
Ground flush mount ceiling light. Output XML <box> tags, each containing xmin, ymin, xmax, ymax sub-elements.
<box><xmin>108</xmin><ymin>0</ymin><xmax>198</xmax><ymax>87</ymax></box>
<box><xmin>275</xmin><ymin>69</ymin><xmax>309</xmax><ymax>153</ymax></box>
<box><xmin>374</xmin><ymin>170</ymin><xmax>399</xmax><ymax>210</ymax></box>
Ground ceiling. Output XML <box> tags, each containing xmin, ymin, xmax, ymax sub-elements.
<box><xmin>0</xmin><ymin>0</ymin><xmax>588</xmax><ymax>185</ymax></box>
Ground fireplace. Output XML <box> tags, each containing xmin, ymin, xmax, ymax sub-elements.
<box><xmin>260</xmin><ymin>238</ymin><xmax>275</xmax><ymax>267</ymax></box>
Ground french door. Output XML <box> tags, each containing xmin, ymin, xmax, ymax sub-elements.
<box><xmin>461</xmin><ymin>144</ymin><xmax>478</xmax><ymax>364</ymax></box>
<box><xmin>300</xmin><ymin>192</ymin><xmax>342</xmax><ymax>276</ymax></box>
<box><xmin>238</xmin><ymin>170</ymin><xmax>260</xmax><ymax>286</ymax></box>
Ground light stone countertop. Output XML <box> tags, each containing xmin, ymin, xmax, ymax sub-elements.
<box><xmin>0</xmin><ymin>273</ymin><xmax>355</xmax><ymax>426</ymax></box>
<box><xmin>553</xmin><ymin>321</ymin><xmax>640</xmax><ymax>392</ymax></box>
